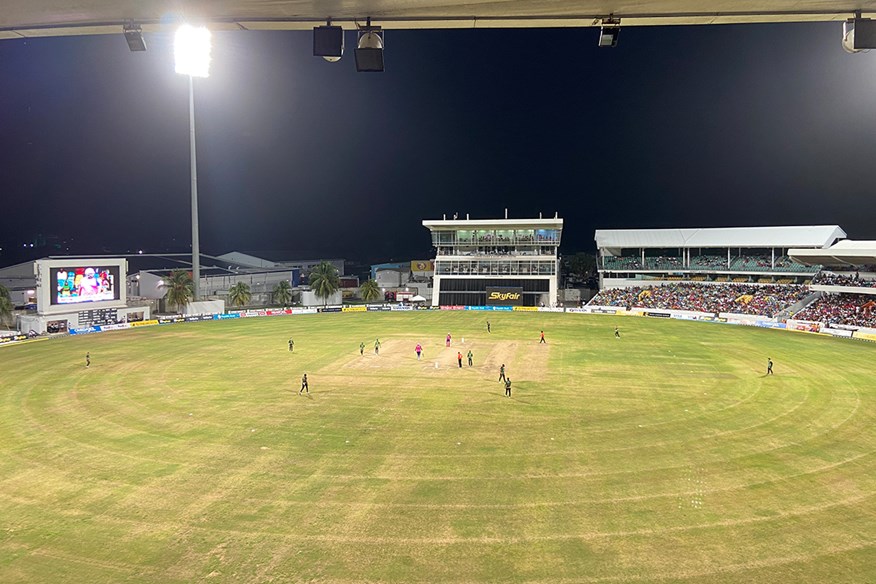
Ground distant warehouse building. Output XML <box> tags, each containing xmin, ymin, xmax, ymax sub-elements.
<box><xmin>423</xmin><ymin>215</ymin><xmax>562</xmax><ymax>307</ymax></box>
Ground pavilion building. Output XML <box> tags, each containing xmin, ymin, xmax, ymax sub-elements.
<box><xmin>423</xmin><ymin>216</ymin><xmax>563</xmax><ymax>307</ymax></box>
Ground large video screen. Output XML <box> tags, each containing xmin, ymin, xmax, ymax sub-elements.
<box><xmin>51</xmin><ymin>266</ymin><xmax>121</xmax><ymax>305</ymax></box>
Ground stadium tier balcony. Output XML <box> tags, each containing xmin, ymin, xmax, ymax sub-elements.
<box><xmin>729</xmin><ymin>255</ymin><xmax>819</xmax><ymax>273</ymax></box>
<box><xmin>432</xmin><ymin>228</ymin><xmax>560</xmax><ymax>248</ymax></box>
<box><xmin>601</xmin><ymin>257</ymin><xmax>643</xmax><ymax>270</ymax></box>
<box><xmin>435</xmin><ymin>259</ymin><xmax>556</xmax><ymax>276</ymax></box>
<box><xmin>644</xmin><ymin>256</ymin><xmax>685</xmax><ymax>270</ymax></box>
<box><xmin>601</xmin><ymin>254</ymin><xmax>819</xmax><ymax>274</ymax></box>
<box><xmin>689</xmin><ymin>255</ymin><xmax>727</xmax><ymax>269</ymax></box>
<box><xmin>811</xmin><ymin>273</ymin><xmax>876</xmax><ymax>288</ymax></box>
<box><xmin>437</xmin><ymin>246</ymin><xmax>557</xmax><ymax>257</ymax></box>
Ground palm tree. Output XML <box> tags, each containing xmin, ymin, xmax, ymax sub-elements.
<box><xmin>359</xmin><ymin>279</ymin><xmax>381</xmax><ymax>302</ymax></box>
<box><xmin>228</xmin><ymin>282</ymin><xmax>252</xmax><ymax>307</ymax></box>
<box><xmin>0</xmin><ymin>285</ymin><xmax>13</xmax><ymax>328</ymax></box>
<box><xmin>161</xmin><ymin>270</ymin><xmax>194</xmax><ymax>313</ymax></box>
<box><xmin>272</xmin><ymin>280</ymin><xmax>293</xmax><ymax>307</ymax></box>
<box><xmin>308</xmin><ymin>261</ymin><xmax>340</xmax><ymax>306</ymax></box>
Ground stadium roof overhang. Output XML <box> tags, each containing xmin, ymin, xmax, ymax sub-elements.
<box><xmin>789</xmin><ymin>240</ymin><xmax>876</xmax><ymax>267</ymax></box>
<box><xmin>423</xmin><ymin>218</ymin><xmax>563</xmax><ymax>231</ymax></box>
<box><xmin>595</xmin><ymin>225</ymin><xmax>846</xmax><ymax>255</ymax></box>
<box><xmin>2</xmin><ymin>1</ymin><xmax>875</xmax><ymax>39</ymax></box>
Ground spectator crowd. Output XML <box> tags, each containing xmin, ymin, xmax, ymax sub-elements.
<box><xmin>794</xmin><ymin>293</ymin><xmax>876</xmax><ymax>328</ymax></box>
<box><xmin>590</xmin><ymin>283</ymin><xmax>808</xmax><ymax>317</ymax></box>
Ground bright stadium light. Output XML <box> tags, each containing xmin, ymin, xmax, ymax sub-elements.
<box><xmin>174</xmin><ymin>24</ymin><xmax>212</xmax><ymax>78</ymax></box>
<box><xmin>175</xmin><ymin>23</ymin><xmax>212</xmax><ymax>299</ymax></box>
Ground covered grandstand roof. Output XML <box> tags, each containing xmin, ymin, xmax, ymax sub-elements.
<box><xmin>789</xmin><ymin>240</ymin><xmax>876</xmax><ymax>267</ymax></box>
<box><xmin>1</xmin><ymin>1</ymin><xmax>873</xmax><ymax>38</ymax></box>
<box><xmin>596</xmin><ymin>225</ymin><xmax>846</xmax><ymax>253</ymax></box>
<box><xmin>423</xmin><ymin>218</ymin><xmax>563</xmax><ymax>230</ymax></box>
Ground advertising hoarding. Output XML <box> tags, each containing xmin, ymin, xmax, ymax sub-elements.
<box><xmin>486</xmin><ymin>287</ymin><xmax>523</xmax><ymax>306</ymax></box>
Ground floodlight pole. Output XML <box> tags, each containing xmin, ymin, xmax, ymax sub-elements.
<box><xmin>188</xmin><ymin>74</ymin><xmax>201</xmax><ymax>299</ymax></box>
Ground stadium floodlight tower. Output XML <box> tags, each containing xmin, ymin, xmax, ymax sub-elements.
<box><xmin>174</xmin><ymin>23</ymin><xmax>212</xmax><ymax>299</ymax></box>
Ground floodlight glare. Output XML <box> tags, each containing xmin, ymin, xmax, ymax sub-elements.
<box><xmin>314</xmin><ymin>23</ymin><xmax>344</xmax><ymax>62</ymax></box>
<box><xmin>174</xmin><ymin>24</ymin><xmax>212</xmax><ymax>78</ymax></box>
<box><xmin>123</xmin><ymin>24</ymin><xmax>146</xmax><ymax>52</ymax></box>
<box><xmin>355</xmin><ymin>28</ymin><xmax>384</xmax><ymax>72</ymax></box>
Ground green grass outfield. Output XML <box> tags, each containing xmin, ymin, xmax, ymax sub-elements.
<box><xmin>1</xmin><ymin>311</ymin><xmax>874</xmax><ymax>583</ymax></box>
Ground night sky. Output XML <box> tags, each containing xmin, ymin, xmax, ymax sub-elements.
<box><xmin>1</xmin><ymin>22</ymin><xmax>875</xmax><ymax>266</ymax></box>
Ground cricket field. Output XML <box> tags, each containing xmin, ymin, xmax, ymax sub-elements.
<box><xmin>1</xmin><ymin>311</ymin><xmax>874</xmax><ymax>583</ymax></box>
